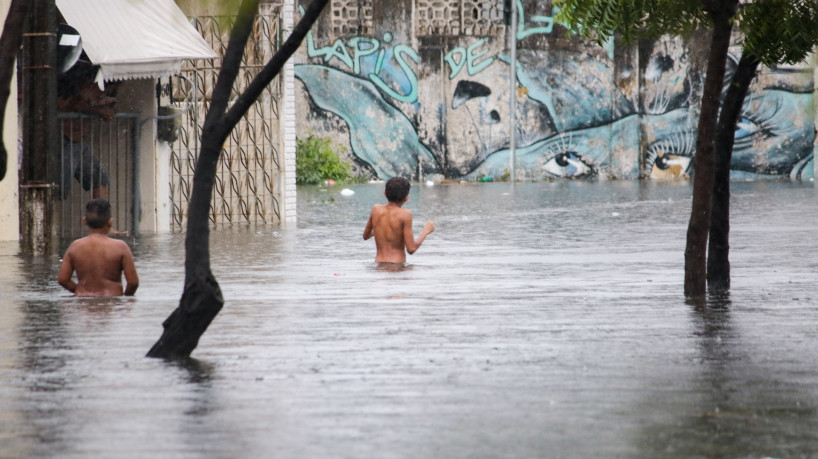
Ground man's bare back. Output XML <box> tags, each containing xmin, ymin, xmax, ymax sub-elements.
<box><xmin>363</xmin><ymin>177</ymin><xmax>434</xmax><ymax>263</ymax></box>
<box><xmin>58</xmin><ymin>199</ymin><xmax>138</xmax><ymax>297</ymax></box>
<box><xmin>59</xmin><ymin>234</ymin><xmax>138</xmax><ymax>296</ymax></box>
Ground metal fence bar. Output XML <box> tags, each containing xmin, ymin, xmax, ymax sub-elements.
<box><xmin>168</xmin><ymin>10</ymin><xmax>283</xmax><ymax>231</ymax></box>
<box><xmin>56</xmin><ymin>112</ymin><xmax>140</xmax><ymax>239</ymax></box>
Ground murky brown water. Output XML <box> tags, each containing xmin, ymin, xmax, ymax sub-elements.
<box><xmin>1</xmin><ymin>181</ymin><xmax>817</xmax><ymax>457</ymax></box>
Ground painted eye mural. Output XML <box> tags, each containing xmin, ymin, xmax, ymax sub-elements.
<box><xmin>542</xmin><ymin>152</ymin><xmax>595</xmax><ymax>178</ymax></box>
<box><xmin>294</xmin><ymin>3</ymin><xmax>815</xmax><ymax>183</ymax></box>
<box><xmin>646</xmin><ymin>152</ymin><xmax>692</xmax><ymax>180</ymax></box>
<box><xmin>464</xmin><ymin>114</ymin><xmax>642</xmax><ymax>180</ymax></box>
<box><xmin>644</xmin><ymin>112</ymin><xmax>696</xmax><ymax>180</ymax></box>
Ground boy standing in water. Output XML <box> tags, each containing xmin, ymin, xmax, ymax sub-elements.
<box><xmin>363</xmin><ymin>176</ymin><xmax>435</xmax><ymax>263</ymax></box>
<box><xmin>58</xmin><ymin>199</ymin><xmax>139</xmax><ymax>296</ymax></box>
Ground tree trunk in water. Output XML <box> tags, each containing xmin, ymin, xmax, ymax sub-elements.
<box><xmin>148</xmin><ymin>0</ymin><xmax>329</xmax><ymax>359</ymax></box>
<box><xmin>683</xmin><ymin>4</ymin><xmax>736</xmax><ymax>298</ymax></box>
<box><xmin>706</xmin><ymin>54</ymin><xmax>759</xmax><ymax>293</ymax></box>
<box><xmin>0</xmin><ymin>0</ymin><xmax>32</xmax><ymax>182</ymax></box>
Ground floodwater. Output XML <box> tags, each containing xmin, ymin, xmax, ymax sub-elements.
<box><xmin>1</xmin><ymin>180</ymin><xmax>817</xmax><ymax>458</ymax></box>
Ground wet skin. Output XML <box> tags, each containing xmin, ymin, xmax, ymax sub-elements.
<box><xmin>363</xmin><ymin>193</ymin><xmax>434</xmax><ymax>264</ymax></box>
<box><xmin>58</xmin><ymin>218</ymin><xmax>138</xmax><ymax>296</ymax></box>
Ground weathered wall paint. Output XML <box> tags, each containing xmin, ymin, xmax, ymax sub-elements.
<box><xmin>294</xmin><ymin>1</ymin><xmax>815</xmax><ymax>181</ymax></box>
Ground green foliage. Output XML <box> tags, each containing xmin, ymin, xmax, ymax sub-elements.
<box><xmin>739</xmin><ymin>0</ymin><xmax>818</xmax><ymax>67</ymax></box>
<box><xmin>555</xmin><ymin>0</ymin><xmax>818</xmax><ymax>68</ymax></box>
<box><xmin>554</xmin><ymin>0</ymin><xmax>706</xmax><ymax>44</ymax></box>
<box><xmin>295</xmin><ymin>135</ymin><xmax>355</xmax><ymax>185</ymax></box>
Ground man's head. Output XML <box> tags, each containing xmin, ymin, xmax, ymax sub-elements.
<box><xmin>85</xmin><ymin>198</ymin><xmax>112</xmax><ymax>229</ymax></box>
<box><xmin>385</xmin><ymin>176</ymin><xmax>410</xmax><ymax>203</ymax></box>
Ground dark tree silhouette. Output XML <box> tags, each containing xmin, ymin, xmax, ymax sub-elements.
<box><xmin>707</xmin><ymin>2</ymin><xmax>818</xmax><ymax>293</ymax></box>
<box><xmin>706</xmin><ymin>54</ymin><xmax>759</xmax><ymax>293</ymax></box>
<box><xmin>557</xmin><ymin>0</ymin><xmax>818</xmax><ymax>297</ymax></box>
<box><xmin>0</xmin><ymin>0</ymin><xmax>32</xmax><ymax>182</ymax></box>
<box><xmin>682</xmin><ymin>0</ymin><xmax>738</xmax><ymax>298</ymax></box>
<box><xmin>147</xmin><ymin>0</ymin><xmax>329</xmax><ymax>359</ymax></box>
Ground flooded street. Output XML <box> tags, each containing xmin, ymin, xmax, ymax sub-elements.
<box><xmin>1</xmin><ymin>180</ymin><xmax>817</xmax><ymax>457</ymax></box>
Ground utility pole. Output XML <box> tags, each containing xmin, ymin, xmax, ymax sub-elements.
<box><xmin>20</xmin><ymin>0</ymin><xmax>59</xmax><ymax>254</ymax></box>
<box><xmin>504</xmin><ymin>0</ymin><xmax>517</xmax><ymax>181</ymax></box>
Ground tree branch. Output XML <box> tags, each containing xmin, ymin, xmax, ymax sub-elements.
<box><xmin>0</xmin><ymin>0</ymin><xmax>32</xmax><ymax>182</ymax></box>
<box><xmin>224</xmin><ymin>0</ymin><xmax>329</xmax><ymax>128</ymax></box>
<box><xmin>206</xmin><ymin>0</ymin><xmax>260</xmax><ymax>135</ymax></box>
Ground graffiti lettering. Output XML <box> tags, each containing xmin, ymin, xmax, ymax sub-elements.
<box><xmin>307</xmin><ymin>30</ymin><xmax>419</xmax><ymax>103</ymax></box>
<box><xmin>444</xmin><ymin>38</ymin><xmax>495</xmax><ymax>79</ymax></box>
<box><xmin>443</xmin><ymin>5</ymin><xmax>565</xmax><ymax>80</ymax></box>
<box><xmin>443</xmin><ymin>49</ymin><xmax>465</xmax><ymax>79</ymax></box>
<box><xmin>370</xmin><ymin>45</ymin><xmax>419</xmax><ymax>103</ymax></box>
<box><xmin>307</xmin><ymin>35</ymin><xmax>354</xmax><ymax>68</ymax></box>
<box><xmin>516</xmin><ymin>2</ymin><xmax>561</xmax><ymax>40</ymax></box>
<box><xmin>348</xmin><ymin>37</ymin><xmax>379</xmax><ymax>74</ymax></box>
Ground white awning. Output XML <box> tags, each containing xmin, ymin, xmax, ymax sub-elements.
<box><xmin>55</xmin><ymin>0</ymin><xmax>218</xmax><ymax>82</ymax></box>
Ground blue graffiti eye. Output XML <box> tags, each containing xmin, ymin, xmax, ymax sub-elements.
<box><xmin>543</xmin><ymin>152</ymin><xmax>595</xmax><ymax>178</ymax></box>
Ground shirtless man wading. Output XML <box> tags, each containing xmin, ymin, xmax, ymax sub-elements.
<box><xmin>58</xmin><ymin>199</ymin><xmax>139</xmax><ymax>296</ymax></box>
<box><xmin>363</xmin><ymin>176</ymin><xmax>435</xmax><ymax>264</ymax></box>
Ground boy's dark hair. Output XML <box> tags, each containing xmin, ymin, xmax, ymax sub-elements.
<box><xmin>385</xmin><ymin>177</ymin><xmax>410</xmax><ymax>202</ymax></box>
<box><xmin>85</xmin><ymin>199</ymin><xmax>111</xmax><ymax>229</ymax></box>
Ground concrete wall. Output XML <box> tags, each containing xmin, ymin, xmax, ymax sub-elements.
<box><xmin>293</xmin><ymin>0</ymin><xmax>816</xmax><ymax>182</ymax></box>
<box><xmin>0</xmin><ymin>0</ymin><xmax>20</xmax><ymax>241</ymax></box>
<box><xmin>280</xmin><ymin>0</ymin><xmax>297</xmax><ymax>222</ymax></box>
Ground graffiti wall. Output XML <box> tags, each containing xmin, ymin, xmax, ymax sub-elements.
<box><xmin>294</xmin><ymin>0</ymin><xmax>816</xmax><ymax>181</ymax></box>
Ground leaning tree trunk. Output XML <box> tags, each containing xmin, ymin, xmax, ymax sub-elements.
<box><xmin>148</xmin><ymin>0</ymin><xmax>329</xmax><ymax>359</ymax></box>
<box><xmin>683</xmin><ymin>3</ymin><xmax>736</xmax><ymax>298</ymax></box>
<box><xmin>707</xmin><ymin>54</ymin><xmax>760</xmax><ymax>293</ymax></box>
<box><xmin>0</xmin><ymin>0</ymin><xmax>32</xmax><ymax>182</ymax></box>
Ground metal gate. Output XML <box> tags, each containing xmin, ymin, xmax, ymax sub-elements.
<box><xmin>57</xmin><ymin>113</ymin><xmax>139</xmax><ymax>239</ymax></box>
<box><xmin>167</xmin><ymin>5</ymin><xmax>284</xmax><ymax>231</ymax></box>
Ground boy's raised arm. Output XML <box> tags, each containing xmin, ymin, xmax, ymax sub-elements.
<box><xmin>403</xmin><ymin>212</ymin><xmax>434</xmax><ymax>255</ymax></box>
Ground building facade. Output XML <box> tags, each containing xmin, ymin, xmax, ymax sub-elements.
<box><xmin>0</xmin><ymin>0</ymin><xmax>297</xmax><ymax>242</ymax></box>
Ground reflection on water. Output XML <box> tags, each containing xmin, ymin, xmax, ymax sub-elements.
<box><xmin>1</xmin><ymin>181</ymin><xmax>818</xmax><ymax>457</ymax></box>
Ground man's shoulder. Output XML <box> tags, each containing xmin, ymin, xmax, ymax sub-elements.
<box><xmin>74</xmin><ymin>234</ymin><xmax>128</xmax><ymax>250</ymax></box>
<box><xmin>105</xmin><ymin>237</ymin><xmax>131</xmax><ymax>252</ymax></box>
<box><xmin>67</xmin><ymin>236</ymin><xmax>89</xmax><ymax>250</ymax></box>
